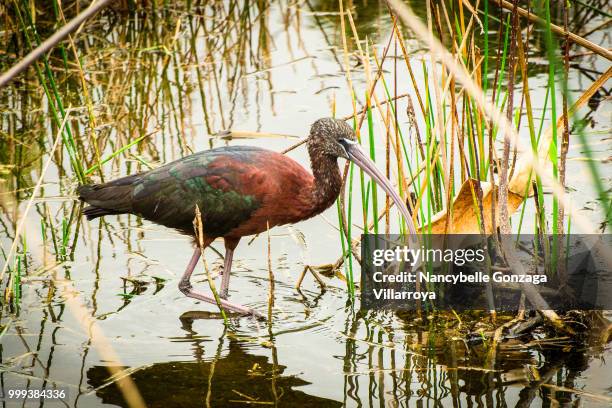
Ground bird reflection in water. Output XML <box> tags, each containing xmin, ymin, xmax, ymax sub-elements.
<box><xmin>87</xmin><ymin>311</ymin><xmax>341</xmax><ymax>407</ymax></box>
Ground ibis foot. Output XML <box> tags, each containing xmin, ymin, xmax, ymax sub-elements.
<box><xmin>179</xmin><ymin>247</ymin><xmax>262</xmax><ymax>319</ymax></box>
<box><xmin>179</xmin><ymin>281</ymin><xmax>262</xmax><ymax>318</ymax></box>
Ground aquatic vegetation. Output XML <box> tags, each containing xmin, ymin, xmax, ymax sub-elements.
<box><xmin>0</xmin><ymin>0</ymin><xmax>610</xmax><ymax>407</ymax></box>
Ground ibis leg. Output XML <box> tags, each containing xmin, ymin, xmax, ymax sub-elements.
<box><xmin>178</xmin><ymin>247</ymin><xmax>259</xmax><ymax>317</ymax></box>
<box><xmin>219</xmin><ymin>248</ymin><xmax>233</xmax><ymax>299</ymax></box>
<box><xmin>219</xmin><ymin>237</ymin><xmax>239</xmax><ymax>299</ymax></box>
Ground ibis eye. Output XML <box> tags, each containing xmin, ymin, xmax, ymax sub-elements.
<box><xmin>338</xmin><ymin>138</ymin><xmax>357</xmax><ymax>147</ymax></box>
<box><xmin>337</xmin><ymin>138</ymin><xmax>357</xmax><ymax>158</ymax></box>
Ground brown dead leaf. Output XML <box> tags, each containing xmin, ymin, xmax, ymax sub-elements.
<box><xmin>422</xmin><ymin>178</ymin><xmax>524</xmax><ymax>234</ymax></box>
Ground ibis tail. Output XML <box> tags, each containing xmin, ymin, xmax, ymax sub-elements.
<box><xmin>77</xmin><ymin>174</ymin><xmax>139</xmax><ymax>220</ymax></box>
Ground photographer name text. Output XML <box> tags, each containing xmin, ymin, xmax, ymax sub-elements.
<box><xmin>372</xmin><ymin>271</ymin><xmax>548</xmax><ymax>300</ymax></box>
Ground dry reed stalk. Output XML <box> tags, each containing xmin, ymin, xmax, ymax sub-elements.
<box><xmin>366</xmin><ymin>88</ymin><xmax>411</xmax><ymax>206</ymax></box>
<box><xmin>556</xmin><ymin>1</ymin><xmax>572</xmax><ymax>284</ymax></box>
<box><xmin>193</xmin><ymin>206</ymin><xmax>228</xmax><ymax>323</ymax></box>
<box><xmin>295</xmin><ymin>266</ymin><xmax>309</xmax><ymax>289</ymax></box>
<box><xmin>557</xmin><ymin>2</ymin><xmax>570</xmax><ymax>239</ymax></box>
<box><xmin>444</xmin><ymin>6</ymin><xmax>459</xmax><ymax>236</ymax></box>
<box><xmin>335</xmin><ymin>0</ymin><xmax>360</xmax><ymax>280</ymax></box>
<box><xmin>338</xmin><ymin>0</ymin><xmax>358</xmax><ymax>126</ymax></box>
<box><xmin>498</xmin><ymin>0</ymin><xmax>519</xmax><ymax>235</ymax></box>
<box><xmin>53</xmin><ymin>276</ymin><xmax>148</xmax><ymax>407</ymax></box>
<box><xmin>294</xmin><ymin>265</ymin><xmax>326</xmax><ymax>290</ymax></box>
<box><xmin>54</xmin><ymin>2</ymin><xmax>104</xmax><ymax>180</ymax></box>
<box><xmin>280</xmin><ymin>92</ymin><xmax>413</xmax><ymax>155</ymax></box>
<box><xmin>354</xmin><ymin>26</ymin><xmax>396</xmax><ymax>131</ymax></box>
<box><xmin>516</xmin><ymin>28</ymin><xmax>536</xmax><ymax>157</ymax></box>
<box><xmin>508</xmin><ymin>66</ymin><xmax>612</xmax><ymax>195</ymax></box>
<box><xmin>385</xmin><ymin>105</ymin><xmax>392</xmax><ymax>234</ymax></box>
<box><xmin>0</xmin><ymin>110</ymin><xmax>146</xmax><ymax>407</ymax></box>
<box><xmin>0</xmin><ymin>108</ymin><xmax>73</xmax><ymax>283</ymax></box>
<box><xmin>386</xmin><ymin>0</ymin><xmax>602</xmax><ymax>238</ymax></box>
<box><xmin>266</xmin><ymin>222</ymin><xmax>274</xmax><ymax>320</ymax></box>
<box><xmin>580</xmin><ymin>20</ymin><xmax>612</xmax><ymax>39</ymax></box>
<box><xmin>426</xmin><ymin>1</ymin><xmax>450</xmax><ymax>193</ymax></box>
<box><xmin>390</xmin><ymin>0</ymin><xmax>612</xmax><ymax>331</ymax></box>
<box><xmin>363</xmin><ymin>41</ymin><xmax>418</xmax><ymax>215</ymax></box>
<box><xmin>540</xmin><ymin>383</ymin><xmax>612</xmax><ymax>405</ymax></box>
<box><xmin>342</xmin><ymin>92</ymin><xmax>411</xmax><ymax>122</ymax></box>
<box><xmin>0</xmin><ymin>0</ymin><xmax>113</xmax><ymax>87</ymax></box>
<box><xmin>491</xmin><ymin>0</ymin><xmax>612</xmax><ymax>61</ymax></box>
<box><xmin>392</xmin><ymin>22</ymin><xmax>426</xmax><ymax>117</ymax></box>
<box><xmin>410</xmin><ymin>144</ymin><xmax>442</xmax><ymax>226</ymax></box>
<box><xmin>418</xmin><ymin>12</ymin><xmax>612</xmax><ymax>234</ymax></box>
<box><xmin>385</xmin><ymin>0</ymin><xmax>571</xmax><ymax>329</ymax></box>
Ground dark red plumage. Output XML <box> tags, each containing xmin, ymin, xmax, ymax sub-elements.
<box><xmin>78</xmin><ymin>145</ymin><xmax>338</xmax><ymax>240</ymax></box>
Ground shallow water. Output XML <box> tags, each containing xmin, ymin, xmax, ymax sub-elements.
<box><xmin>1</xmin><ymin>1</ymin><xmax>611</xmax><ymax>407</ymax></box>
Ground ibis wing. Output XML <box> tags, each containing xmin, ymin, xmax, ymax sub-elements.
<box><xmin>131</xmin><ymin>147</ymin><xmax>265</xmax><ymax>236</ymax></box>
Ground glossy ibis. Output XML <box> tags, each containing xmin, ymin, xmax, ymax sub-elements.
<box><xmin>78</xmin><ymin>118</ymin><xmax>415</xmax><ymax>317</ymax></box>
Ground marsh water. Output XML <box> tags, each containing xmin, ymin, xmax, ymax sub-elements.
<box><xmin>1</xmin><ymin>1</ymin><xmax>611</xmax><ymax>407</ymax></box>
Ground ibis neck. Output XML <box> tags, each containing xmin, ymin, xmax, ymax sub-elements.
<box><xmin>308</xmin><ymin>147</ymin><xmax>343</xmax><ymax>215</ymax></box>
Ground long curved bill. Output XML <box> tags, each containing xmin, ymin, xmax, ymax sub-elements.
<box><xmin>344</xmin><ymin>140</ymin><xmax>418</xmax><ymax>242</ymax></box>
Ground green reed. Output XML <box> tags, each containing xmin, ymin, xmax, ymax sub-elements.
<box><xmin>366</xmin><ymin>93</ymin><xmax>379</xmax><ymax>235</ymax></box>
<box><xmin>12</xmin><ymin>254</ymin><xmax>22</xmax><ymax>308</ymax></box>
<box><xmin>330</xmin><ymin>0</ymin><xmax>611</xmax><ymax>305</ymax></box>
<box><xmin>337</xmin><ymin>200</ymin><xmax>354</xmax><ymax>297</ymax></box>
<box><xmin>1</xmin><ymin>0</ymin><xmax>609</xmax><ymax>309</ymax></box>
<box><xmin>13</xmin><ymin>0</ymin><xmax>86</xmax><ymax>183</ymax></box>
<box><xmin>541</xmin><ymin>0</ymin><xmax>560</xmax><ymax>272</ymax></box>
